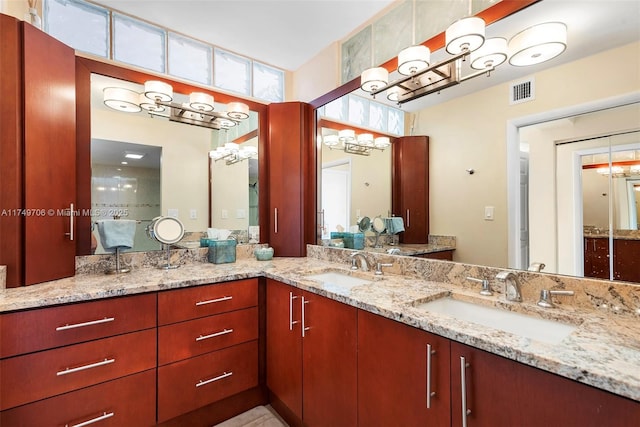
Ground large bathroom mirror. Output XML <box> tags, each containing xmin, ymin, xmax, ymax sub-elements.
<box><xmin>314</xmin><ymin>0</ymin><xmax>640</xmax><ymax>284</ymax></box>
<box><xmin>88</xmin><ymin>73</ymin><xmax>261</xmax><ymax>254</ymax></box>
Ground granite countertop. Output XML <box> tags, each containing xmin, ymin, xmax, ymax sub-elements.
<box><xmin>363</xmin><ymin>243</ymin><xmax>455</xmax><ymax>256</ymax></box>
<box><xmin>0</xmin><ymin>256</ymin><xmax>638</xmax><ymax>402</ymax></box>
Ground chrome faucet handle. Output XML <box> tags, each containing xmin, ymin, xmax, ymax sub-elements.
<box><xmin>375</xmin><ymin>262</ymin><xmax>393</xmax><ymax>276</ymax></box>
<box><xmin>350</xmin><ymin>257</ymin><xmax>358</xmax><ymax>270</ymax></box>
<box><xmin>537</xmin><ymin>289</ymin><xmax>575</xmax><ymax>308</ymax></box>
<box><xmin>466</xmin><ymin>276</ymin><xmax>492</xmax><ymax>296</ymax></box>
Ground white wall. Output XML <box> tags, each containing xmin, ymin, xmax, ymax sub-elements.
<box><xmin>411</xmin><ymin>42</ymin><xmax>640</xmax><ymax>268</ymax></box>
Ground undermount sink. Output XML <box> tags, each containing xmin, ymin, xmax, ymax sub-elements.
<box><xmin>414</xmin><ymin>297</ymin><xmax>578</xmax><ymax>345</ymax></box>
<box><xmin>305</xmin><ymin>271</ymin><xmax>373</xmax><ymax>293</ymax></box>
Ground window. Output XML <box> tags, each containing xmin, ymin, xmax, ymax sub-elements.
<box><xmin>253</xmin><ymin>62</ymin><xmax>284</xmax><ymax>103</ymax></box>
<box><xmin>168</xmin><ymin>33</ymin><xmax>212</xmax><ymax>85</ymax></box>
<box><xmin>44</xmin><ymin>0</ymin><xmax>109</xmax><ymax>57</ymax></box>
<box><xmin>214</xmin><ymin>49</ymin><xmax>251</xmax><ymax>96</ymax></box>
<box><xmin>113</xmin><ymin>13</ymin><xmax>165</xmax><ymax>73</ymax></box>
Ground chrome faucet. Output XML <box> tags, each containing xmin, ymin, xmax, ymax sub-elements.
<box><xmin>349</xmin><ymin>252</ymin><xmax>369</xmax><ymax>271</ymax></box>
<box><xmin>496</xmin><ymin>271</ymin><xmax>522</xmax><ymax>302</ymax></box>
<box><xmin>528</xmin><ymin>262</ymin><xmax>546</xmax><ymax>272</ymax></box>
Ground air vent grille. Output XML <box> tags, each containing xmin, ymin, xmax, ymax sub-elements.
<box><xmin>510</xmin><ymin>78</ymin><xmax>535</xmax><ymax>105</ymax></box>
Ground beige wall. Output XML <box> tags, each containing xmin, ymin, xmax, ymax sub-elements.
<box><xmin>2</xmin><ymin>0</ymin><xmax>30</xmax><ymax>20</ymax></box>
<box><xmin>92</xmin><ymin>108</ymin><xmax>211</xmax><ymax>232</ymax></box>
<box><xmin>411</xmin><ymin>41</ymin><xmax>640</xmax><ymax>268</ymax></box>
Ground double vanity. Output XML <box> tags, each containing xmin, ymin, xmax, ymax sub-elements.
<box><xmin>0</xmin><ymin>245</ymin><xmax>639</xmax><ymax>426</ymax></box>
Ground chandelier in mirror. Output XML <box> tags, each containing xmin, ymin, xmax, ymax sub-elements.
<box><xmin>360</xmin><ymin>17</ymin><xmax>567</xmax><ymax>105</ymax></box>
<box><xmin>323</xmin><ymin>130</ymin><xmax>391</xmax><ymax>156</ymax></box>
<box><xmin>103</xmin><ymin>80</ymin><xmax>250</xmax><ymax>130</ymax></box>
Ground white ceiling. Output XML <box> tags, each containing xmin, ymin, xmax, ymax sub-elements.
<box><xmin>91</xmin><ymin>0</ymin><xmax>639</xmax><ymax>111</ymax></box>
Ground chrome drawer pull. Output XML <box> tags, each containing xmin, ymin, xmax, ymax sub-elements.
<box><xmin>57</xmin><ymin>358</ymin><xmax>115</xmax><ymax>376</ymax></box>
<box><xmin>195</xmin><ymin>296</ymin><xmax>233</xmax><ymax>306</ymax></box>
<box><xmin>461</xmin><ymin>356</ymin><xmax>471</xmax><ymax>427</ymax></box>
<box><xmin>195</xmin><ymin>328</ymin><xmax>234</xmax><ymax>341</ymax></box>
<box><xmin>56</xmin><ymin>317</ymin><xmax>115</xmax><ymax>331</ymax></box>
<box><xmin>426</xmin><ymin>344</ymin><xmax>436</xmax><ymax>409</ymax></box>
<box><xmin>289</xmin><ymin>292</ymin><xmax>299</xmax><ymax>331</ymax></box>
<box><xmin>196</xmin><ymin>371</ymin><xmax>233</xmax><ymax>388</ymax></box>
<box><xmin>66</xmin><ymin>411</ymin><xmax>114</xmax><ymax>427</ymax></box>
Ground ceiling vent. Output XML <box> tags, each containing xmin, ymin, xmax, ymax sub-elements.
<box><xmin>509</xmin><ymin>77</ymin><xmax>535</xmax><ymax>105</ymax></box>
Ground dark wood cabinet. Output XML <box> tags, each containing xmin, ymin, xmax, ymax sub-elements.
<box><xmin>0</xmin><ymin>19</ymin><xmax>76</xmax><ymax>287</ymax></box>
<box><xmin>266</xmin><ymin>279</ymin><xmax>357</xmax><ymax>426</ymax></box>
<box><xmin>450</xmin><ymin>341</ymin><xmax>640</xmax><ymax>427</ymax></box>
<box><xmin>357</xmin><ymin>310</ymin><xmax>451</xmax><ymax>426</ymax></box>
<box><xmin>584</xmin><ymin>237</ymin><xmax>640</xmax><ymax>282</ymax></box>
<box><xmin>393</xmin><ymin>135</ymin><xmax>429</xmax><ymax>243</ymax></box>
<box><xmin>266</xmin><ymin>102</ymin><xmax>315</xmax><ymax>256</ymax></box>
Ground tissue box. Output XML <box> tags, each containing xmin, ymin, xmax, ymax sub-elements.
<box><xmin>343</xmin><ymin>232</ymin><xmax>364</xmax><ymax>250</ymax></box>
<box><xmin>208</xmin><ymin>239</ymin><xmax>237</xmax><ymax>264</ymax></box>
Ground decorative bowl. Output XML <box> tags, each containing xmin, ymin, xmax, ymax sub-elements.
<box><xmin>254</xmin><ymin>247</ymin><xmax>274</xmax><ymax>261</ymax></box>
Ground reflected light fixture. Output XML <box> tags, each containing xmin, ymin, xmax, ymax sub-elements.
<box><xmin>508</xmin><ymin>22</ymin><xmax>567</xmax><ymax>67</ymax></box>
<box><xmin>103</xmin><ymin>80</ymin><xmax>250</xmax><ymax>131</ymax></box>
<box><xmin>324</xmin><ymin>130</ymin><xmax>392</xmax><ymax>156</ymax></box>
<box><xmin>361</xmin><ymin>16</ymin><xmax>568</xmax><ymax>105</ymax></box>
<box><xmin>209</xmin><ymin>142</ymin><xmax>257</xmax><ymax>165</ymax></box>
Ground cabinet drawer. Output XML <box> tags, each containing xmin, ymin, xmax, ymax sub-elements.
<box><xmin>159</xmin><ymin>306</ymin><xmax>258</xmax><ymax>365</ymax></box>
<box><xmin>0</xmin><ymin>369</ymin><xmax>156</xmax><ymax>427</ymax></box>
<box><xmin>158</xmin><ymin>279</ymin><xmax>257</xmax><ymax>325</ymax></box>
<box><xmin>158</xmin><ymin>340</ymin><xmax>258</xmax><ymax>422</ymax></box>
<box><xmin>0</xmin><ymin>293</ymin><xmax>156</xmax><ymax>358</ymax></box>
<box><xmin>0</xmin><ymin>329</ymin><xmax>156</xmax><ymax>410</ymax></box>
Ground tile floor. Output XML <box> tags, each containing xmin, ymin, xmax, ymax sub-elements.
<box><xmin>214</xmin><ymin>405</ymin><xmax>288</xmax><ymax>427</ymax></box>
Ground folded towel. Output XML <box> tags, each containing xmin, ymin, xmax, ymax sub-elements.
<box><xmin>96</xmin><ymin>219</ymin><xmax>136</xmax><ymax>251</ymax></box>
<box><xmin>384</xmin><ymin>217</ymin><xmax>405</xmax><ymax>234</ymax></box>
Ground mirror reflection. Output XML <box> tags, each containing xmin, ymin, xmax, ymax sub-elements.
<box><xmin>90</xmin><ymin>74</ymin><xmax>259</xmax><ymax>253</ymax></box>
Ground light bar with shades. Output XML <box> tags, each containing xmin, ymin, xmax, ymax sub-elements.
<box><xmin>323</xmin><ymin>130</ymin><xmax>393</xmax><ymax>156</ymax></box>
<box><xmin>209</xmin><ymin>142</ymin><xmax>257</xmax><ymax>165</ymax></box>
<box><xmin>361</xmin><ymin>16</ymin><xmax>568</xmax><ymax>105</ymax></box>
<box><xmin>103</xmin><ymin>80</ymin><xmax>251</xmax><ymax>131</ymax></box>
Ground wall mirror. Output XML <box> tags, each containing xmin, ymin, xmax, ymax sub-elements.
<box><xmin>89</xmin><ymin>73</ymin><xmax>259</xmax><ymax>253</ymax></box>
<box><xmin>313</xmin><ymin>1</ymin><xmax>640</xmax><ymax>284</ymax></box>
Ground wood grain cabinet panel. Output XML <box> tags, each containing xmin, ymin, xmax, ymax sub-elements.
<box><xmin>157</xmin><ymin>340</ymin><xmax>259</xmax><ymax>423</ymax></box>
<box><xmin>0</xmin><ymin>369</ymin><xmax>156</xmax><ymax>427</ymax></box>
<box><xmin>0</xmin><ymin>293</ymin><xmax>156</xmax><ymax>358</ymax></box>
<box><xmin>158</xmin><ymin>279</ymin><xmax>258</xmax><ymax>325</ymax></box>
<box><xmin>158</xmin><ymin>306</ymin><xmax>259</xmax><ymax>365</ymax></box>
<box><xmin>357</xmin><ymin>310</ymin><xmax>451</xmax><ymax>426</ymax></box>
<box><xmin>0</xmin><ymin>329</ymin><xmax>156</xmax><ymax>411</ymax></box>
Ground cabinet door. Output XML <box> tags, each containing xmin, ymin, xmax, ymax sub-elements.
<box><xmin>23</xmin><ymin>24</ymin><xmax>77</xmax><ymax>285</ymax></box>
<box><xmin>393</xmin><ymin>136</ymin><xmax>429</xmax><ymax>243</ymax></box>
<box><xmin>584</xmin><ymin>237</ymin><xmax>610</xmax><ymax>279</ymax></box>
<box><xmin>302</xmin><ymin>290</ymin><xmax>357</xmax><ymax>427</ymax></box>
<box><xmin>613</xmin><ymin>239</ymin><xmax>640</xmax><ymax>282</ymax></box>
<box><xmin>266</xmin><ymin>279</ymin><xmax>303</xmax><ymax>422</ymax></box>
<box><xmin>358</xmin><ymin>310</ymin><xmax>450</xmax><ymax>426</ymax></box>
<box><xmin>267</xmin><ymin>102</ymin><xmax>315</xmax><ymax>256</ymax></box>
<box><xmin>451</xmin><ymin>342</ymin><xmax>640</xmax><ymax>427</ymax></box>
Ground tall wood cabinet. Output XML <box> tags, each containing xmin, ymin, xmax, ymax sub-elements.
<box><xmin>266</xmin><ymin>102</ymin><xmax>315</xmax><ymax>256</ymax></box>
<box><xmin>266</xmin><ymin>279</ymin><xmax>358</xmax><ymax>426</ymax></box>
<box><xmin>392</xmin><ymin>135</ymin><xmax>429</xmax><ymax>243</ymax></box>
<box><xmin>0</xmin><ymin>17</ymin><xmax>76</xmax><ymax>287</ymax></box>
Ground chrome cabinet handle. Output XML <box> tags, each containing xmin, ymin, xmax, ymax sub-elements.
<box><xmin>196</xmin><ymin>371</ymin><xmax>233</xmax><ymax>388</ymax></box>
<box><xmin>406</xmin><ymin>209</ymin><xmax>410</xmax><ymax>227</ymax></box>
<box><xmin>195</xmin><ymin>295</ymin><xmax>232</xmax><ymax>306</ymax></box>
<box><xmin>274</xmin><ymin>208</ymin><xmax>279</xmax><ymax>233</ymax></box>
<box><xmin>57</xmin><ymin>358</ymin><xmax>115</xmax><ymax>376</ymax></box>
<box><xmin>460</xmin><ymin>356</ymin><xmax>471</xmax><ymax>427</ymax></box>
<box><xmin>56</xmin><ymin>317</ymin><xmax>115</xmax><ymax>331</ymax></box>
<box><xmin>66</xmin><ymin>411</ymin><xmax>114</xmax><ymax>427</ymax></box>
<box><xmin>64</xmin><ymin>203</ymin><xmax>75</xmax><ymax>240</ymax></box>
<box><xmin>195</xmin><ymin>328</ymin><xmax>233</xmax><ymax>342</ymax></box>
<box><xmin>301</xmin><ymin>297</ymin><xmax>310</xmax><ymax>338</ymax></box>
<box><xmin>426</xmin><ymin>344</ymin><xmax>436</xmax><ymax>408</ymax></box>
<box><xmin>289</xmin><ymin>292</ymin><xmax>299</xmax><ymax>331</ymax></box>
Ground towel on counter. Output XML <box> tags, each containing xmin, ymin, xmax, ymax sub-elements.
<box><xmin>96</xmin><ymin>219</ymin><xmax>136</xmax><ymax>251</ymax></box>
<box><xmin>384</xmin><ymin>217</ymin><xmax>405</xmax><ymax>234</ymax></box>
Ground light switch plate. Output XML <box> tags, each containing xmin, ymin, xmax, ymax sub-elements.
<box><xmin>236</xmin><ymin>209</ymin><xmax>246</xmax><ymax>219</ymax></box>
<box><xmin>190</xmin><ymin>209</ymin><xmax>197</xmax><ymax>219</ymax></box>
<box><xmin>221</xmin><ymin>209</ymin><xmax>228</xmax><ymax>219</ymax></box>
<box><xmin>167</xmin><ymin>208</ymin><xmax>179</xmax><ymax>218</ymax></box>
<box><xmin>484</xmin><ymin>206</ymin><xmax>495</xmax><ymax>221</ymax></box>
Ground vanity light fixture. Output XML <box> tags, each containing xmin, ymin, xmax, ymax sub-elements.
<box><xmin>209</xmin><ymin>142</ymin><xmax>257</xmax><ymax>165</ymax></box>
<box><xmin>360</xmin><ymin>17</ymin><xmax>567</xmax><ymax>105</ymax></box>
<box><xmin>103</xmin><ymin>80</ymin><xmax>250</xmax><ymax>131</ymax></box>
<box><xmin>323</xmin><ymin>130</ymin><xmax>392</xmax><ymax>156</ymax></box>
